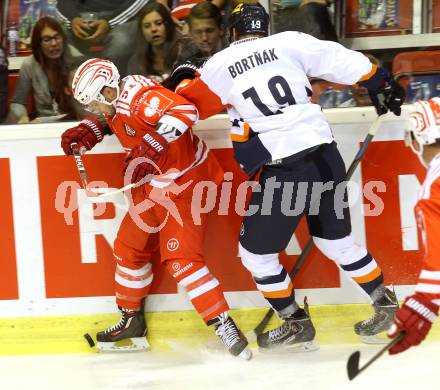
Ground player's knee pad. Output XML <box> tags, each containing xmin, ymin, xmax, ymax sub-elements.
<box><xmin>312</xmin><ymin>234</ymin><xmax>367</xmax><ymax>266</ymax></box>
<box><xmin>238</xmin><ymin>243</ymin><xmax>282</xmax><ymax>278</ymax></box>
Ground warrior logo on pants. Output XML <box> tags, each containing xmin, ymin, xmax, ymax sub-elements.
<box><xmin>167</xmin><ymin>238</ymin><xmax>180</xmax><ymax>251</ymax></box>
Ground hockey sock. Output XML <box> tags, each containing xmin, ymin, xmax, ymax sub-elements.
<box><xmin>113</xmin><ymin>238</ymin><xmax>155</xmax><ymax>310</ymax></box>
<box><xmin>313</xmin><ymin>236</ymin><xmax>385</xmax><ymax>297</ymax></box>
<box><xmin>340</xmin><ymin>252</ymin><xmax>384</xmax><ymax>296</ymax></box>
<box><xmin>165</xmin><ymin>259</ymin><xmax>229</xmax><ymax>323</ymax></box>
<box><xmin>253</xmin><ymin>267</ymin><xmax>296</xmax><ymax>313</ymax></box>
<box><xmin>115</xmin><ymin>262</ymin><xmax>154</xmax><ymax>310</ymax></box>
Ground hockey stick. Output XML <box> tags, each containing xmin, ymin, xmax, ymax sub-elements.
<box><xmin>70</xmin><ymin>143</ymin><xmax>135</xmax><ymax>198</ymax></box>
<box><xmin>71</xmin><ymin>142</ymin><xmax>91</xmax><ymax>190</ymax></box>
<box><xmin>347</xmin><ymin>332</ymin><xmax>405</xmax><ymax>380</ymax></box>
<box><xmin>249</xmin><ymin>114</ymin><xmax>386</xmax><ymax>339</ymax></box>
<box><xmin>92</xmin><ymin>183</ymin><xmax>136</xmax><ymax>197</ymax></box>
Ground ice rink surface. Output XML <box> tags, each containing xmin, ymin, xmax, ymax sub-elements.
<box><xmin>0</xmin><ymin>342</ymin><xmax>438</xmax><ymax>390</ymax></box>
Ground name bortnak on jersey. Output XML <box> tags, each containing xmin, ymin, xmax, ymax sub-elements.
<box><xmin>228</xmin><ymin>48</ymin><xmax>279</xmax><ymax>78</ymax></box>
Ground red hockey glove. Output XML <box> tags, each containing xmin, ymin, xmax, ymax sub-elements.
<box><xmin>388</xmin><ymin>293</ymin><xmax>438</xmax><ymax>355</ymax></box>
<box><xmin>61</xmin><ymin>117</ymin><xmax>104</xmax><ymax>155</ymax></box>
<box><xmin>123</xmin><ymin>132</ymin><xmax>168</xmax><ymax>184</ymax></box>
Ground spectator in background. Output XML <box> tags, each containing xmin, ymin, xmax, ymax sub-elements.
<box><xmin>0</xmin><ymin>43</ymin><xmax>7</xmax><ymax>123</ymax></box>
<box><xmin>6</xmin><ymin>17</ymin><xmax>87</xmax><ymax>124</ymax></box>
<box><xmin>127</xmin><ymin>2</ymin><xmax>182</xmax><ymax>82</ymax></box>
<box><xmin>176</xmin><ymin>2</ymin><xmax>226</xmax><ymax>64</ymax></box>
<box><xmin>157</xmin><ymin>0</ymin><xmax>225</xmax><ymax>35</ymax></box>
<box><xmin>54</xmin><ymin>0</ymin><xmax>148</xmax><ymax>76</ymax></box>
<box><xmin>272</xmin><ymin>0</ymin><xmax>338</xmax><ymax>41</ymax></box>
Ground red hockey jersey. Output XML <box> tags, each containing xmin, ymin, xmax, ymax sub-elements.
<box><xmin>105</xmin><ymin>75</ymin><xmax>222</xmax><ymax>189</ymax></box>
<box><xmin>415</xmin><ymin>154</ymin><xmax>440</xmax><ymax>306</ymax></box>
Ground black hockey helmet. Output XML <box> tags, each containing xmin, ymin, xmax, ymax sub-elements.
<box><xmin>228</xmin><ymin>3</ymin><xmax>269</xmax><ymax>39</ymax></box>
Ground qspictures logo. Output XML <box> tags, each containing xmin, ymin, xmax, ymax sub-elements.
<box><xmin>55</xmin><ymin>154</ymin><xmax>386</xmax><ymax>234</ymax></box>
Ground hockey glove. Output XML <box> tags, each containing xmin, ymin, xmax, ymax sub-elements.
<box><xmin>165</xmin><ymin>59</ymin><xmax>204</xmax><ymax>91</ymax></box>
<box><xmin>369</xmin><ymin>79</ymin><xmax>405</xmax><ymax>116</ymax></box>
<box><xmin>123</xmin><ymin>131</ymin><xmax>168</xmax><ymax>184</ymax></box>
<box><xmin>359</xmin><ymin>67</ymin><xmax>405</xmax><ymax>116</ymax></box>
<box><xmin>61</xmin><ymin>117</ymin><xmax>105</xmax><ymax>155</ymax></box>
<box><xmin>388</xmin><ymin>293</ymin><xmax>438</xmax><ymax>355</ymax></box>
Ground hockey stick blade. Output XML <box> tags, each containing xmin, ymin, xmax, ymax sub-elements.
<box><xmin>346</xmin><ymin>351</ymin><xmax>361</xmax><ymax>380</ymax></box>
<box><xmin>254</xmin><ymin>309</ymin><xmax>274</xmax><ymax>335</ymax></box>
<box><xmin>346</xmin><ymin>332</ymin><xmax>405</xmax><ymax>380</ymax></box>
<box><xmin>245</xmin><ymin>308</ymin><xmax>274</xmax><ymax>341</ymax></box>
<box><xmin>251</xmin><ymin>115</ymin><xmax>386</xmax><ymax>336</ymax></box>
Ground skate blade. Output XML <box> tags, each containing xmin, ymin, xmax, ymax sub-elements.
<box><xmin>238</xmin><ymin>347</ymin><xmax>253</xmax><ymax>360</ymax></box>
<box><xmin>259</xmin><ymin>340</ymin><xmax>319</xmax><ymax>354</ymax></box>
<box><xmin>97</xmin><ymin>337</ymin><xmax>150</xmax><ymax>352</ymax></box>
<box><xmin>360</xmin><ymin>334</ymin><xmax>389</xmax><ymax>344</ymax></box>
<box><xmin>205</xmin><ymin>339</ymin><xmax>253</xmax><ymax>360</ymax></box>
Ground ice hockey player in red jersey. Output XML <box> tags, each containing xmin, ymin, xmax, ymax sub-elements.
<box><xmin>388</xmin><ymin>98</ymin><xmax>440</xmax><ymax>354</ymax></box>
<box><xmin>170</xmin><ymin>2</ymin><xmax>405</xmax><ymax>351</ymax></box>
<box><xmin>60</xmin><ymin>58</ymin><xmax>251</xmax><ymax>359</ymax></box>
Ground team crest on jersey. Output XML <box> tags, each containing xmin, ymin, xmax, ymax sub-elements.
<box><xmin>144</xmin><ymin>97</ymin><xmax>161</xmax><ymax>117</ymax></box>
<box><xmin>135</xmin><ymin>90</ymin><xmax>173</xmax><ymax>125</ymax></box>
<box><xmin>124</xmin><ymin>124</ymin><xmax>136</xmax><ymax>136</ymax></box>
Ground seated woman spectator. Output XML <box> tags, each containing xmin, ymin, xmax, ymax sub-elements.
<box><xmin>156</xmin><ymin>0</ymin><xmax>225</xmax><ymax>35</ymax></box>
<box><xmin>127</xmin><ymin>2</ymin><xmax>182</xmax><ymax>82</ymax></box>
<box><xmin>7</xmin><ymin>17</ymin><xmax>88</xmax><ymax>124</ymax></box>
<box><xmin>176</xmin><ymin>1</ymin><xmax>226</xmax><ymax>64</ymax></box>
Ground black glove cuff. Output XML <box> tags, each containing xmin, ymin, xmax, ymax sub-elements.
<box><xmin>165</xmin><ymin>63</ymin><xmax>199</xmax><ymax>91</ymax></box>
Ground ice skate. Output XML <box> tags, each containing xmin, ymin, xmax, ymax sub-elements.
<box><xmin>257</xmin><ymin>300</ymin><xmax>319</xmax><ymax>353</ymax></box>
<box><xmin>354</xmin><ymin>287</ymin><xmax>399</xmax><ymax>344</ymax></box>
<box><xmin>209</xmin><ymin>313</ymin><xmax>252</xmax><ymax>360</ymax></box>
<box><xmin>96</xmin><ymin>307</ymin><xmax>149</xmax><ymax>352</ymax></box>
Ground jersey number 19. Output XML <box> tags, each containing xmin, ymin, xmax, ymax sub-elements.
<box><xmin>242</xmin><ymin>75</ymin><xmax>296</xmax><ymax>116</ymax></box>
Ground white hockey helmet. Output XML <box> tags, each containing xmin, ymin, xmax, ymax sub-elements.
<box><xmin>72</xmin><ymin>58</ymin><xmax>120</xmax><ymax>106</ymax></box>
<box><xmin>405</xmin><ymin>97</ymin><xmax>440</xmax><ymax>162</ymax></box>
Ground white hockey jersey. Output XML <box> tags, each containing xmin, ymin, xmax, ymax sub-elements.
<box><xmin>177</xmin><ymin>31</ymin><xmax>375</xmax><ymax>174</ymax></box>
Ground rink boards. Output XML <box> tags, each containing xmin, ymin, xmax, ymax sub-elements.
<box><xmin>0</xmin><ymin>106</ymin><xmax>437</xmax><ymax>353</ymax></box>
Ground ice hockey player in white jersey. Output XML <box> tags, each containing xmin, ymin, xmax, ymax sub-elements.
<box><xmin>170</xmin><ymin>2</ymin><xmax>405</xmax><ymax>351</ymax></box>
<box><xmin>387</xmin><ymin>98</ymin><xmax>440</xmax><ymax>354</ymax></box>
